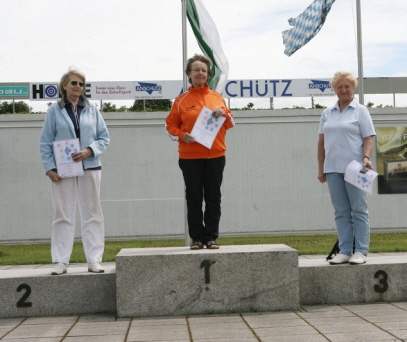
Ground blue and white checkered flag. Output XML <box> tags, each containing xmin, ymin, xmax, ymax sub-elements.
<box><xmin>282</xmin><ymin>0</ymin><xmax>336</xmax><ymax>56</ymax></box>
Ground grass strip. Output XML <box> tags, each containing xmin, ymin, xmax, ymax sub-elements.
<box><xmin>0</xmin><ymin>232</ymin><xmax>406</xmax><ymax>265</ymax></box>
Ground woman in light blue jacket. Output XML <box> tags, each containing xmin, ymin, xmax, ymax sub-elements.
<box><xmin>40</xmin><ymin>68</ymin><xmax>109</xmax><ymax>275</ymax></box>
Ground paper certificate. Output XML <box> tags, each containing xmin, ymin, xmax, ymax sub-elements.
<box><xmin>344</xmin><ymin>160</ymin><xmax>378</xmax><ymax>193</ymax></box>
<box><xmin>53</xmin><ymin>139</ymin><xmax>84</xmax><ymax>178</ymax></box>
<box><xmin>190</xmin><ymin>106</ymin><xmax>226</xmax><ymax>149</ymax></box>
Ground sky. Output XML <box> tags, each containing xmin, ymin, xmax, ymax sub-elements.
<box><xmin>1</xmin><ymin>0</ymin><xmax>407</xmax><ymax>112</ymax></box>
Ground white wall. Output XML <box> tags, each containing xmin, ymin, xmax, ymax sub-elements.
<box><xmin>1</xmin><ymin>108</ymin><xmax>406</xmax><ymax>241</ymax></box>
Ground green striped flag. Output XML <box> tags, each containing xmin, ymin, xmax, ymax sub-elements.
<box><xmin>186</xmin><ymin>0</ymin><xmax>229</xmax><ymax>93</ymax></box>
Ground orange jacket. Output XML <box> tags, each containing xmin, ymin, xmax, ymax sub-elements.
<box><xmin>166</xmin><ymin>84</ymin><xmax>235</xmax><ymax>159</ymax></box>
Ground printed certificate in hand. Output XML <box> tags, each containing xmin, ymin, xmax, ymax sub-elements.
<box><xmin>53</xmin><ymin>139</ymin><xmax>84</xmax><ymax>178</ymax></box>
<box><xmin>344</xmin><ymin>160</ymin><xmax>378</xmax><ymax>193</ymax></box>
<box><xmin>190</xmin><ymin>106</ymin><xmax>226</xmax><ymax>149</ymax></box>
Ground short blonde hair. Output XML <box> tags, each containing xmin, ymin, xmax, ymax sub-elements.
<box><xmin>59</xmin><ymin>67</ymin><xmax>86</xmax><ymax>96</ymax></box>
<box><xmin>331</xmin><ymin>71</ymin><xmax>358</xmax><ymax>89</ymax></box>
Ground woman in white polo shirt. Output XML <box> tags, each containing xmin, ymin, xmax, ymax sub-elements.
<box><xmin>317</xmin><ymin>71</ymin><xmax>376</xmax><ymax>265</ymax></box>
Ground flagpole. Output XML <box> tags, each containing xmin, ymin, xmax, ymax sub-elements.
<box><xmin>182</xmin><ymin>0</ymin><xmax>188</xmax><ymax>91</ymax></box>
<box><xmin>356</xmin><ymin>0</ymin><xmax>364</xmax><ymax>105</ymax></box>
<box><xmin>181</xmin><ymin>0</ymin><xmax>189</xmax><ymax>247</ymax></box>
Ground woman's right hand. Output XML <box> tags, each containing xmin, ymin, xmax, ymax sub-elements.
<box><xmin>318</xmin><ymin>172</ymin><xmax>326</xmax><ymax>183</ymax></box>
<box><xmin>46</xmin><ymin>170</ymin><xmax>63</xmax><ymax>183</ymax></box>
<box><xmin>183</xmin><ymin>133</ymin><xmax>196</xmax><ymax>144</ymax></box>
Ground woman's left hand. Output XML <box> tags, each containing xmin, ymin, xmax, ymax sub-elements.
<box><xmin>363</xmin><ymin>159</ymin><xmax>374</xmax><ymax>170</ymax></box>
<box><xmin>71</xmin><ymin>148</ymin><xmax>92</xmax><ymax>162</ymax></box>
<box><xmin>212</xmin><ymin>108</ymin><xmax>225</xmax><ymax>118</ymax></box>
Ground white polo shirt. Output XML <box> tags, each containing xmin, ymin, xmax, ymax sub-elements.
<box><xmin>318</xmin><ymin>99</ymin><xmax>376</xmax><ymax>173</ymax></box>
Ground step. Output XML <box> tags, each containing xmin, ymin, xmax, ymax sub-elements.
<box><xmin>299</xmin><ymin>253</ymin><xmax>407</xmax><ymax>305</ymax></box>
<box><xmin>0</xmin><ymin>263</ymin><xmax>116</xmax><ymax>318</ymax></box>
<box><xmin>116</xmin><ymin>244</ymin><xmax>299</xmax><ymax>317</ymax></box>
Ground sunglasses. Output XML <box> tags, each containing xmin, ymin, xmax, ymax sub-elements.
<box><xmin>70</xmin><ymin>81</ymin><xmax>85</xmax><ymax>87</ymax></box>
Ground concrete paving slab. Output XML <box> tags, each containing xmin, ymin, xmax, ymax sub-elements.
<box><xmin>0</xmin><ymin>338</ymin><xmax>61</xmax><ymax>342</ymax></box>
<box><xmin>324</xmin><ymin>330</ymin><xmax>399</xmax><ymax>342</ymax></box>
<box><xmin>67</xmin><ymin>321</ymin><xmax>130</xmax><ymax>336</ymax></box>
<box><xmin>130</xmin><ymin>324</ymin><xmax>189</xmax><ymax>333</ymax></box>
<box><xmin>190</xmin><ymin>327</ymin><xmax>255</xmax><ymax>340</ymax></box>
<box><xmin>364</xmin><ymin>313</ymin><xmax>407</xmax><ymax>323</ymax></box>
<box><xmin>188</xmin><ymin>321</ymin><xmax>249</xmax><ymax>331</ymax></box>
<box><xmin>0</xmin><ymin>317</ymin><xmax>25</xmax><ymax>326</ymax></box>
<box><xmin>254</xmin><ymin>325</ymin><xmax>320</xmax><ymax>338</ymax></box>
<box><xmin>63</xmin><ymin>336</ymin><xmax>126</xmax><ymax>342</ymax></box>
<box><xmin>241</xmin><ymin>316</ymin><xmax>308</xmax><ymax>329</ymax></box>
<box><xmin>260</xmin><ymin>335</ymin><xmax>330</xmax><ymax>342</ymax></box>
<box><xmin>126</xmin><ymin>329</ymin><xmax>191</xmax><ymax>341</ymax></box>
<box><xmin>2</xmin><ymin>323</ymin><xmax>73</xmax><ymax>339</ymax></box>
<box><xmin>194</xmin><ymin>338</ymin><xmax>258</xmax><ymax>342</ymax></box>
<box><xmin>130</xmin><ymin>317</ymin><xmax>187</xmax><ymax>326</ymax></box>
<box><xmin>187</xmin><ymin>314</ymin><xmax>242</xmax><ymax>324</ymax></box>
<box><xmin>316</xmin><ymin>322</ymin><xmax>384</xmax><ymax>334</ymax></box>
<box><xmin>304</xmin><ymin>316</ymin><xmax>367</xmax><ymax>325</ymax></box>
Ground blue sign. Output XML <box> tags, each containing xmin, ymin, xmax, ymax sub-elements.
<box><xmin>0</xmin><ymin>85</ymin><xmax>29</xmax><ymax>98</ymax></box>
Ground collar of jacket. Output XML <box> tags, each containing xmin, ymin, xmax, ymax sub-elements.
<box><xmin>188</xmin><ymin>83</ymin><xmax>211</xmax><ymax>94</ymax></box>
<box><xmin>58</xmin><ymin>95</ymin><xmax>91</xmax><ymax>110</ymax></box>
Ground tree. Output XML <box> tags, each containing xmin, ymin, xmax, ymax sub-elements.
<box><xmin>242</xmin><ymin>102</ymin><xmax>254</xmax><ymax>110</ymax></box>
<box><xmin>129</xmin><ymin>99</ymin><xmax>172</xmax><ymax>112</ymax></box>
<box><xmin>0</xmin><ymin>101</ymin><xmax>31</xmax><ymax>114</ymax></box>
<box><xmin>101</xmin><ymin>102</ymin><xmax>117</xmax><ymax>112</ymax></box>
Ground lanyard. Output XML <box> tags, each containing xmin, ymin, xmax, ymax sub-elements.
<box><xmin>72</xmin><ymin>104</ymin><xmax>80</xmax><ymax>129</ymax></box>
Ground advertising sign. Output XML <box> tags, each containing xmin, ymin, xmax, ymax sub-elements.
<box><xmin>0</xmin><ymin>85</ymin><xmax>29</xmax><ymax>99</ymax></box>
<box><xmin>134</xmin><ymin>80</ymin><xmax>182</xmax><ymax>100</ymax></box>
<box><xmin>376</xmin><ymin>127</ymin><xmax>407</xmax><ymax>194</ymax></box>
<box><xmin>30</xmin><ymin>83</ymin><xmax>60</xmax><ymax>100</ymax></box>
<box><xmin>90</xmin><ymin>82</ymin><xmax>134</xmax><ymax>100</ymax></box>
<box><xmin>24</xmin><ymin>79</ymin><xmax>335</xmax><ymax>101</ymax></box>
<box><xmin>224</xmin><ymin>79</ymin><xmax>335</xmax><ymax>98</ymax></box>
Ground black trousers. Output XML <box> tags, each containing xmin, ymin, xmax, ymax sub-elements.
<box><xmin>178</xmin><ymin>157</ymin><xmax>226</xmax><ymax>243</ymax></box>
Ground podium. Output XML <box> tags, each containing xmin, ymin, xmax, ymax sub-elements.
<box><xmin>116</xmin><ymin>244</ymin><xmax>299</xmax><ymax>317</ymax></box>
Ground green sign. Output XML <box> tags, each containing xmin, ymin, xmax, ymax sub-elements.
<box><xmin>0</xmin><ymin>85</ymin><xmax>29</xmax><ymax>98</ymax></box>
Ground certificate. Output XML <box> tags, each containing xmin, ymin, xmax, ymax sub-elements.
<box><xmin>344</xmin><ymin>160</ymin><xmax>378</xmax><ymax>193</ymax></box>
<box><xmin>190</xmin><ymin>106</ymin><xmax>226</xmax><ymax>149</ymax></box>
<box><xmin>53</xmin><ymin>139</ymin><xmax>84</xmax><ymax>178</ymax></box>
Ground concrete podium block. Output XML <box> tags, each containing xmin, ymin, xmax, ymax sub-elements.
<box><xmin>299</xmin><ymin>254</ymin><xmax>407</xmax><ymax>305</ymax></box>
<box><xmin>116</xmin><ymin>244</ymin><xmax>299</xmax><ymax>317</ymax></box>
<box><xmin>0</xmin><ymin>264</ymin><xmax>116</xmax><ymax>318</ymax></box>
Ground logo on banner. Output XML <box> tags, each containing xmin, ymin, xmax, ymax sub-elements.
<box><xmin>309</xmin><ymin>80</ymin><xmax>331</xmax><ymax>93</ymax></box>
<box><xmin>31</xmin><ymin>83</ymin><xmax>60</xmax><ymax>100</ymax></box>
<box><xmin>44</xmin><ymin>84</ymin><xmax>58</xmax><ymax>98</ymax></box>
<box><xmin>135</xmin><ymin>82</ymin><xmax>162</xmax><ymax>95</ymax></box>
<box><xmin>0</xmin><ymin>86</ymin><xmax>29</xmax><ymax>98</ymax></box>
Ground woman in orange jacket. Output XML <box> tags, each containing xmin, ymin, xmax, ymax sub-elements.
<box><xmin>166</xmin><ymin>54</ymin><xmax>235</xmax><ymax>250</ymax></box>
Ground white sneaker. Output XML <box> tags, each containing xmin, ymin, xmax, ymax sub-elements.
<box><xmin>88</xmin><ymin>262</ymin><xmax>104</xmax><ymax>273</ymax></box>
<box><xmin>329</xmin><ymin>253</ymin><xmax>351</xmax><ymax>265</ymax></box>
<box><xmin>51</xmin><ymin>263</ymin><xmax>67</xmax><ymax>275</ymax></box>
<box><xmin>349</xmin><ymin>252</ymin><xmax>366</xmax><ymax>265</ymax></box>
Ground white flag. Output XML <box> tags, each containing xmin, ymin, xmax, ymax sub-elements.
<box><xmin>186</xmin><ymin>0</ymin><xmax>229</xmax><ymax>93</ymax></box>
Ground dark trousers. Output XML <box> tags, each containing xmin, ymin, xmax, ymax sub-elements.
<box><xmin>178</xmin><ymin>157</ymin><xmax>226</xmax><ymax>243</ymax></box>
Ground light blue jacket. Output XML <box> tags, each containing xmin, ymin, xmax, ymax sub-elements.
<box><xmin>40</xmin><ymin>96</ymin><xmax>110</xmax><ymax>173</ymax></box>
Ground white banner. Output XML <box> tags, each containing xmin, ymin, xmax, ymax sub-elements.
<box><xmin>28</xmin><ymin>79</ymin><xmax>335</xmax><ymax>101</ymax></box>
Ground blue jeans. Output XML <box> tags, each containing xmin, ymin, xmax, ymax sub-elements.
<box><xmin>326</xmin><ymin>173</ymin><xmax>370</xmax><ymax>256</ymax></box>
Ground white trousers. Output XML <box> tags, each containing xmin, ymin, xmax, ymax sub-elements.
<box><xmin>51</xmin><ymin>170</ymin><xmax>104</xmax><ymax>264</ymax></box>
